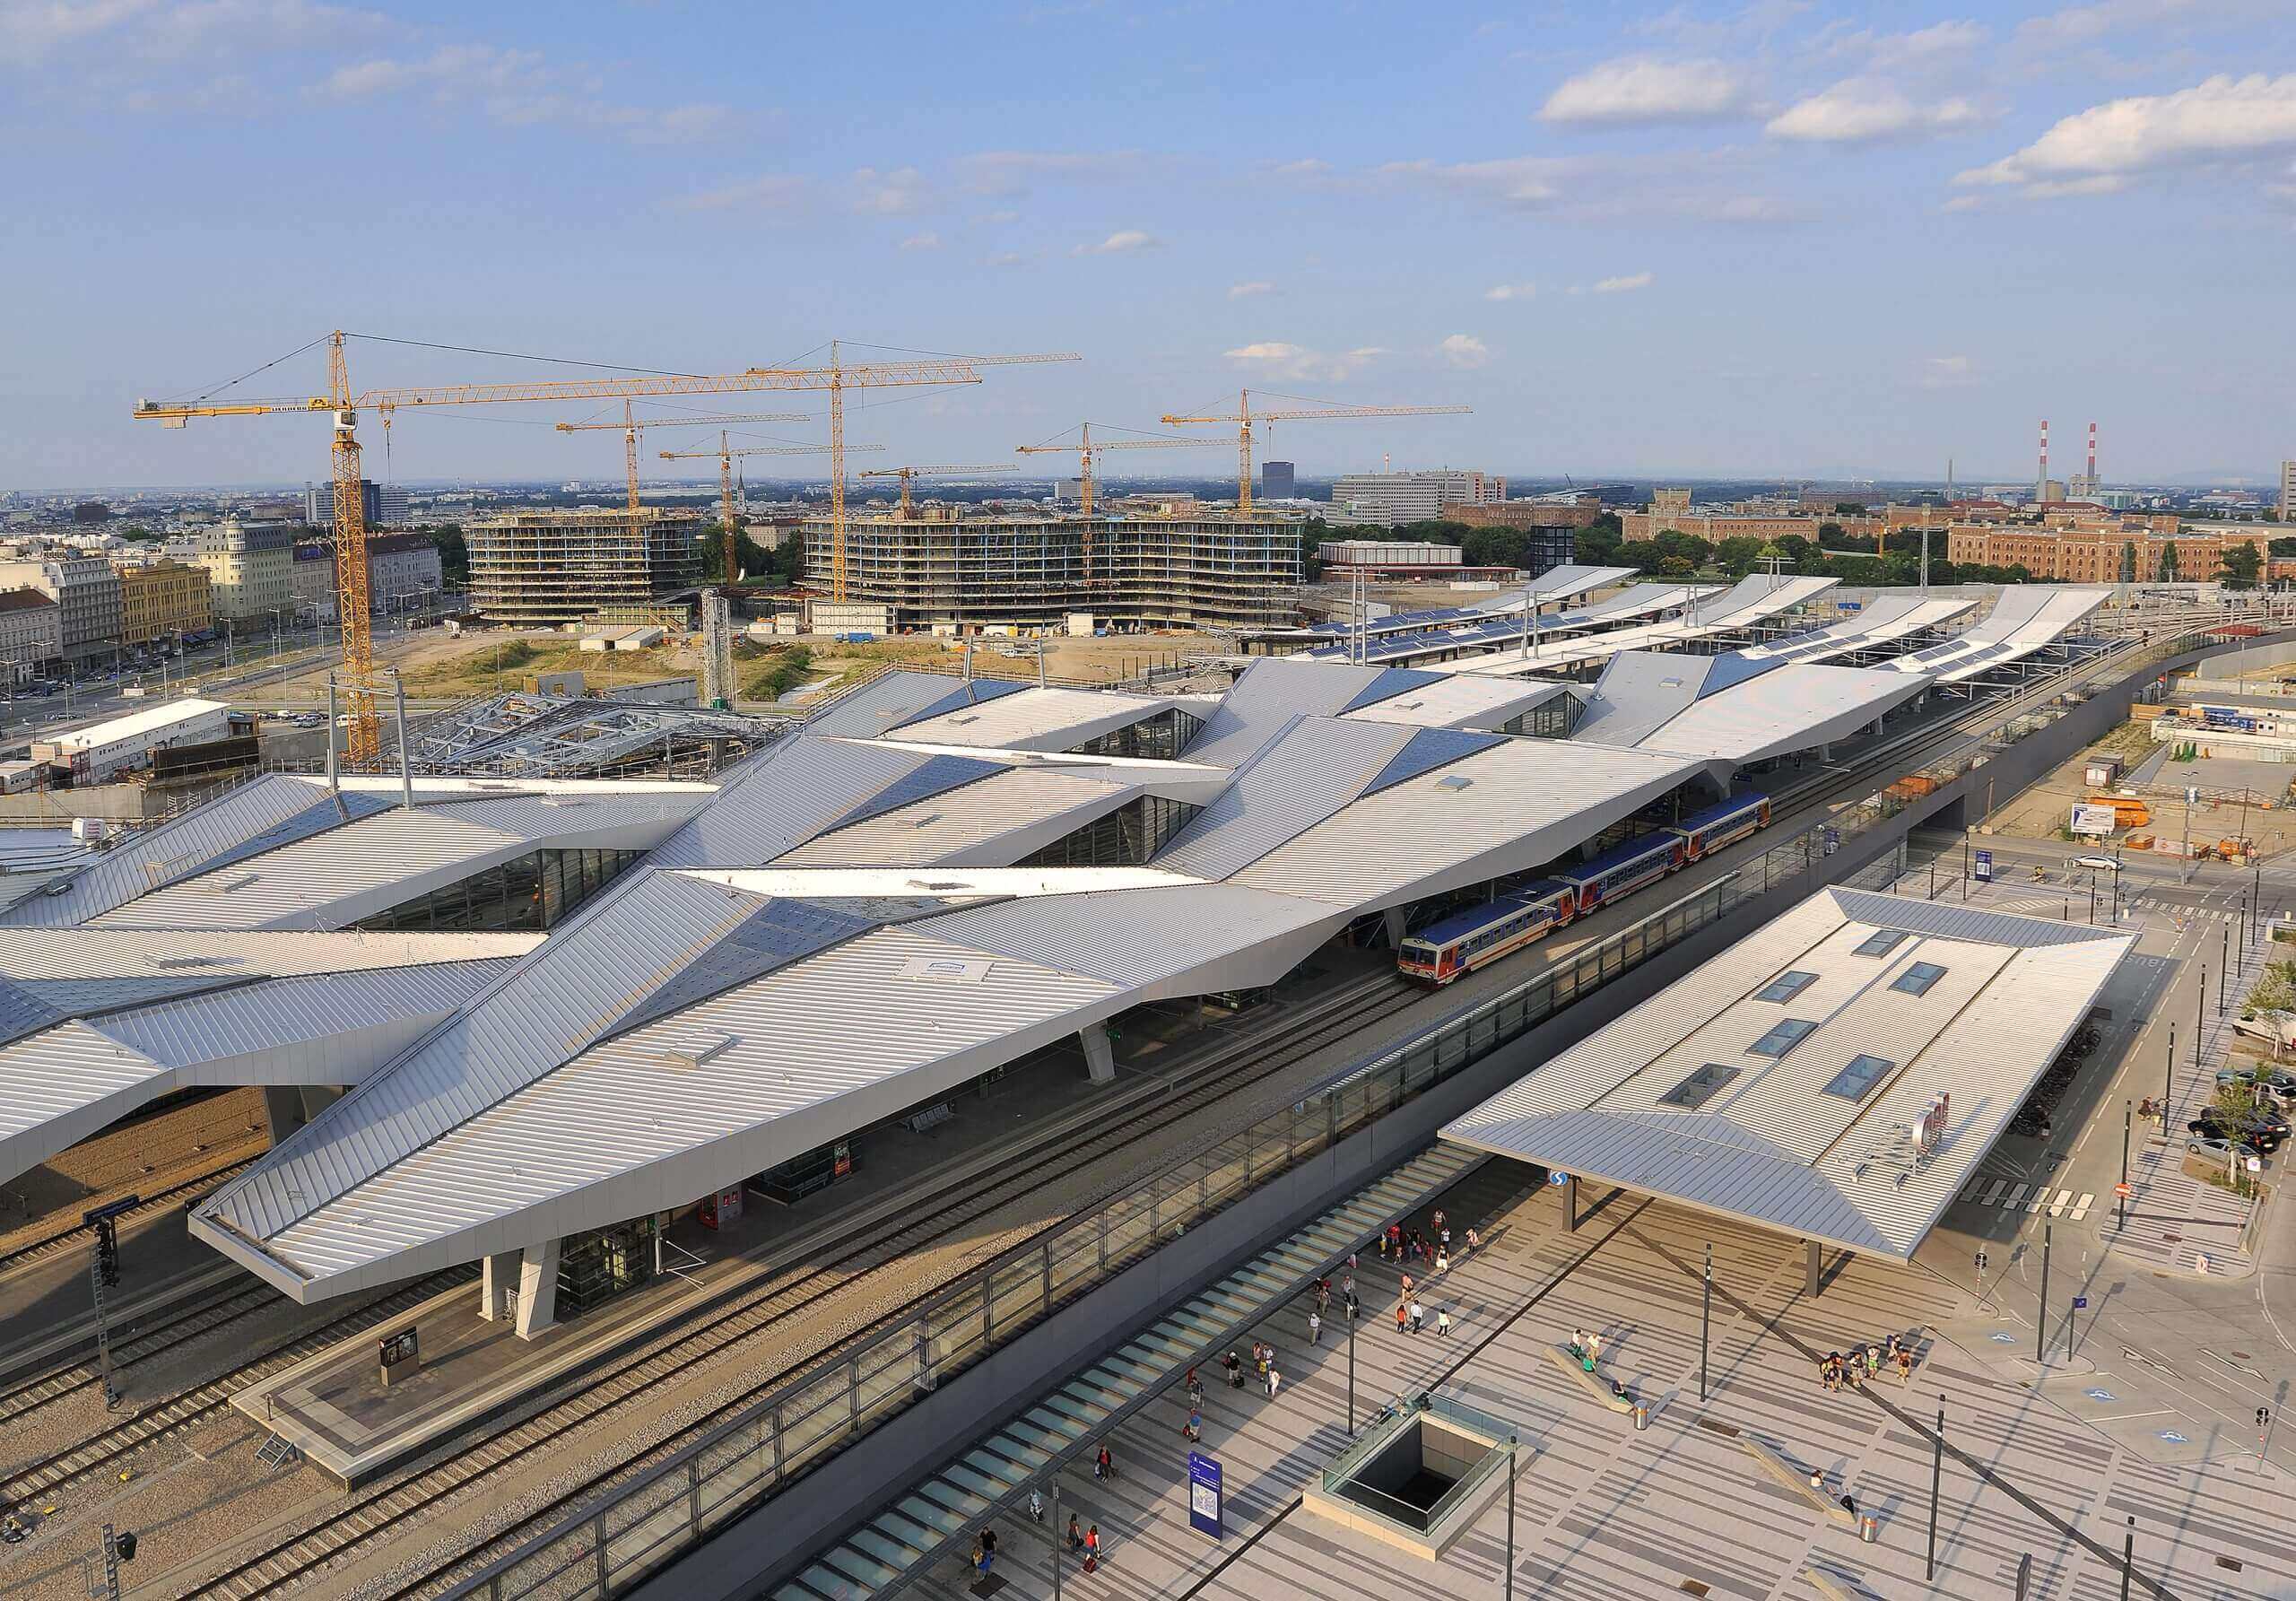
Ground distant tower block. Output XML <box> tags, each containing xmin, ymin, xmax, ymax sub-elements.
<box><xmin>700</xmin><ymin>590</ymin><xmax>735</xmax><ymax>709</ymax></box>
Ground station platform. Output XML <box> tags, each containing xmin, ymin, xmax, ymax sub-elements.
<box><xmin>229</xmin><ymin>961</ymin><xmax>1384</xmax><ymax>1486</ymax></box>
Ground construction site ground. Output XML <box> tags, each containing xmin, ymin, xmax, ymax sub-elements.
<box><xmin>1979</xmin><ymin>717</ymin><xmax>2296</xmax><ymax>861</ymax></box>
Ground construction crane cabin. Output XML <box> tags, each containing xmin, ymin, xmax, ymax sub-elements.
<box><xmin>1159</xmin><ymin>388</ymin><xmax>1472</xmax><ymax>513</ymax></box>
<box><xmin>658</xmin><ymin>435</ymin><xmax>887</xmax><ymax>582</ymax></box>
<box><xmin>133</xmin><ymin>332</ymin><xmax>1079</xmax><ymax>762</ymax></box>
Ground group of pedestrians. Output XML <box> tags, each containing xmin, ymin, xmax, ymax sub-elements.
<box><xmin>1818</xmin><ymin>1334</ymin><xmax>1916</xmax><ymax>1393</ymax></box>
<box><xmin>1376</xmin><ymin>1207</ymin><xmax>1480</xmax><ymax>1274</ymax></box>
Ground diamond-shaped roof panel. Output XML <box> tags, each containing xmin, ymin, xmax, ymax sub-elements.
<box><xmin>1360</xmin><ymin>727</ymin><xmax>1504</xmax><ymax>798</ymax></box>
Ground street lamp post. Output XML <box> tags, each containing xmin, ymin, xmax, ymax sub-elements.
<box><xmin>1699</xmin><ymin>1243</ymin><xmax>1712</xmax><ymax>1401</ymax></box>
<box><xmin>2164</xmin><ymin>1023</ymin><xmax>2176</xmax><ymax>1132</ymax></box>
<box><xmin>2118</xmin><ymin>1101</ymin><xmax>2131</xmax><ymax>1232</ymax></box>
<box><xmin>1926</xmin><ymin>1396</ymin><xmax>1944</xmax><ymax>1581</ymax></box>
<box><xmin>2037</xmin><ymin>1223</ymin><xmax>2051</xmax><ymax>1365</ymax></box>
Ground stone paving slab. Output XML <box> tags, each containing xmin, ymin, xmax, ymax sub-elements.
<box><xmin>893</xmin><ymin>1156</ymin><xmax>2296</xmax><ymax>1601</ymax></box>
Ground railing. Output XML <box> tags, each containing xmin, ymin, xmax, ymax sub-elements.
<box><xmin>446</xmin><ymin>624</ymin><xmax>2257</xmax><ymax>1601</ymax></box>
<box><xmin>1323</xmin><ymin>1391</ymin><xmax>1522</xmax><ymax>1535</ymax></box>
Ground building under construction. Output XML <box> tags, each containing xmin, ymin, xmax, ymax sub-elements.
<box><xmin>468</xmin><ymin>507</ymin><xmax>703</xmax><ymax>624</ymax></box>
<box><xmin>804</xmin><ymin>510</ymin><xmax>1303</xmax><ymax>631</ymax></box>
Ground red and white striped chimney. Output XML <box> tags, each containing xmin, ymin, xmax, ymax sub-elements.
<box><xmin>2087</xmin><ymin>421</ymin><xmax>2097</xmax><ymax>487</ymax></box>
<box><xmin>2039</xmin><ymin>419</ymin><xmax>2049</xmax><ymax>496</ymax></box>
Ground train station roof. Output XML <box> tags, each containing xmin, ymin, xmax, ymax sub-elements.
<box><xmin>0</xmin><ymin>601</ymin><xmax>2087</xmax><ymax>1303</ymax></box>
<box><xmin>1572</xmin><ymin>652</ymin><xmax>1933</xmax><ymax>765</ymax></box>
<box><xmin>1440</xmin><ymin>888</ymin><xmax>2135</xmax><ymax>1261</ymax></box>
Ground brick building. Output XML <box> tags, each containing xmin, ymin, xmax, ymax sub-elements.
<box><xmin>1944</xmin><ymin>526</ymin><xmax>2274</xmax><ymax>583</ymax></box>
<box><xmin>0</xmin><ymin>587</ymin><xmax>62</xmax><ymax>682</ymax></box>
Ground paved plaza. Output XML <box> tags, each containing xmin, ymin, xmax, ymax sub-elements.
<box><xmin>896</xmin><ymin>1148</ymin><xmax>2292</xmax><ymax>1601</ymax></box>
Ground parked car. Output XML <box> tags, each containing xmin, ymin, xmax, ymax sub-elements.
<box><xmin>2187</xmin><ymin>1118</ymin><xmax>2277</xmax><ymax>1155</ymax></box>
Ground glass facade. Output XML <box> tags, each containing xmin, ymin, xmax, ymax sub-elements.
<box><xmin>1015</xmin><ymin>795</ymin><xmax>1201</xmax><ymax>867</ymax></box>
<box><xmin>1070</xmin><ymin>707</ymin><xmax>1205</xmax><ymax>761</ymax></box>
<box><xmin>557</xmin><ymin>1216</ymin><xmax>660</xmax><ymax>1319</ymax></box>
<box><xmin>354</xmin><ymin>847</ymin><xmax>647</xmax><ymax>934</ymax></box>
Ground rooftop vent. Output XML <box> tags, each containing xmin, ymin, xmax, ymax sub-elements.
<box><xmin>1435</xmin><ymin>775</ymin><xmax>1474</xmax><ymax>793</ymax></box>
<box><xmin>1660</xmin><ymin>1062</ymin><xmax>1740</xmax><ymax>1109</ymax></box>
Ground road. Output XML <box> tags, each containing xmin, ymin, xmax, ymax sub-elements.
<box><xmin>1903</xmin><ymin>831</ymin><xmax>2296</xmax><ymax>1480</ymax></box>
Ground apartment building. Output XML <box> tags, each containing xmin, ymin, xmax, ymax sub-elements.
<box><xmin>304</xmin><ymin>478</ymin><xmax>411</xmax><ymax>529</ymax></box>
<box><xmin>0</xmin><ymin>554</ymin><xmax>122</xmax><ymax>667</ymax></box>
<box><xmin>0</xmin><ymin>588</ymin><xmax>62</xmax><ymax>682</ymax></box>
<box><xmin>1436</xmin><ymin>499</ymin><xmax>1605</xmax><ymax>531</ymax></box>
<box><xmin>2282</xmin><ymin>460</ymin><xmax>2294</xmax><ymax>523</ymax></box>
<box><xmin>808</xmin><ymin>511</ymin><xmax>1302</xmax><ymax>631</ymax></box>
<box><xmin>114</xmin><ymin>559</ymin><xmax>213</xmax><ymax>645</ymax></box>
<box><xmin>1944</xmin><ymin>526</ymin><xmax>2274</xmax><ymax>582</ymax></box>
<box><xmin>468</xmin><ymin>508</ymin><xmax>702</xmax><ymax>623</ymax></box>
<box><xmin>192</xmin><ymin>519</ymin><xmax>297</xmax><ymax>626</ymax></box>
<box><xmin>1621</xmin><ymin>508</ymin><xmax>1883</xmax><ymax>544</ymax></box>
<box><xmin>365</xmin><ymin>530</ymin><xmax>445</xmax><ymax>607</ymax></box>
<box><xmin>1331</xmin><ymin>471</ymin><xmax>1505</xmax><ymax>528</ymax></box>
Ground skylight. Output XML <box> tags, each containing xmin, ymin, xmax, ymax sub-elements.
<box><xmin>1755</xmin><ymin>970</ymin><xmax>1818</xmax><ymax>1004</ymax></box>
<box><xmin>1822</xmin><ymin>1054</ymin><xmax>1894</xmax><ymax>1101</ymax></box>
<box><xmin>1750</xmin><ymin>1018</ymin><xmax>1818</xmax><ymax>1057</ymax></box>
<box><xmin>1892</xmin><ymin>961</ymin><xmax>1948</xmax><ymax>996</ymax></box>
<box><xmin>1660</xmin><ymin>1063</ymin><xmax>1739</xmax><ymax>1109</ymax></box>
<box><xmin>1854</xmin><ymin>929</ymin><xmax>1910</xmax><ymax>957</ymax></box>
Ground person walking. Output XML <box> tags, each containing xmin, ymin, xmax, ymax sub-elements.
<box><xmin>1409</xmin><ymin>1299</ymin><xmax>1424</xmax><ymax>1335</ymax></box>
<box><xmin>1083</xmin><ymin>1525</ymin><xmax>1101</xmax><ymax>1574</ymax></box>
<box><xmin>1465</xmin><ymin>1226</ymin><xmax>1481</xmax><ymax>1256</ymax></box>
<box><xmin>1223</xmin><ymin>1348</ymin><xmax>1244</xmax><ymax>1389</ymax></box>
<box><xmin>1431</xmin><ymin>1207</ymin><xmax>1447</xmax><ymax>1239</ymax></box>
<box><xmin>1095</xmin><ymin>1443</ymin><xmax>1115</xmax><ymax>1481</ymax></box>
<box><xmin>1396</xmin><ymin>1300</ymin><xmax>1410</xmax><ymax>1335</ymax></box>
<box><xmin>1437</xmin><ymin>1306</ymin><xmax>1453</xmax><ymax>1337</ymax></box>
<box><xmin>1029</xmin><ymin>1489</ymin><xmax>1044</xmax><ymax>1524</ymax></box>
<box><xmin>1586</xmin><ymin>1329</ymin><xmax>1602</xmax><ymax>1364</ymax></box>
<box><xmin>1400</xmin><ymin>1272</ymin><xmax>1414</xmax><ymax>1302</ymax></box>
<box><xmin>1344</xmin><ymin>1283</ymin><xmax>1359</xmax><ymax>1320</ymax></box>
<box><xmin>1066</xmin><ymin>1514</ymin><xmax>1084</xmax><ymax>1553</ymax></box>
<box><xmin>1896</xmin><ymin>1344</ymin><xmax>1914</xmax><ymax>1385</ymax></box>
<box><xmin>1572</xmin><ymin>1327</ymin><xmax>1590</xmax><ymax>1358</ymax></box>
<box><xmin>1309</xmin><ymin>1309</ymin><xmax>1322</xmax><ymax>1344</ymax></box>
<box><xmin>1183</xmin><ymin>1406</ymin><xmax>1202</xmax><ymax>1442</ymax></box>
<box><xmin>1434</xmin><ymin>1245</ymin><xmax>1450</xmax><ymax>1275</ymax></box>
<box><xmin>1266</xmin><ymin>1361</ymin><xmax>1282</xmax><ymax>1401</ymax></box>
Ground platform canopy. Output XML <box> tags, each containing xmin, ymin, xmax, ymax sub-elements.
<box><xmin>1441</xmin><ymin>888</ymin><xmax>2135</xmax><ymax>1261</ymax></box>
<box><xmin>0</xmin><ymin>657</ymin><xmax>2030</xmax><ymax>1303</ymax></box>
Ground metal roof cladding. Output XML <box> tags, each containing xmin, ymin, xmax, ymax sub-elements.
<box><xmin>1442</xmin><ymin>886</ymin><xmax>2135</xmax><ymax>1260</ymax></box>
<box><xmin>0</xmin><ymin>619</ymin><xmax>2044</xmax><ymax>1303</ymax></box>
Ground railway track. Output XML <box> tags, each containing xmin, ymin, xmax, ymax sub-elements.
<box><xmin>0</xmin><ymin>1155</ymin><xmax>257</xmax><ymax>1276</ymax></box>
<box><xmin>0</xmin><ymin>1271</ymin><xmax>474</xmax><ymax>1508</ymax></box>
<box><xmin>180</xmin><ymin>970</ymin><xmax>1414</xmax><ymax>1601</ymax></box>
<box><xmin>0</xmin><ymin>1278</ymin><xmax>274</xmax><ymax>1430</ymax></box>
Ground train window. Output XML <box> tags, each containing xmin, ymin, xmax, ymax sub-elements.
<box><xmin>1822</xmin><ymin>1054</ymin><xmax>1894</xmax><ymax>1101</ymax></box>
<box><xmin>1853</xmin><ymin>929</ymin><xmax>1910</xmax><ymax>957</ymax></box>
<box><xmin>1892</xmin><ymin>961</ymin><xmax>1948</xmax><ymax>996</ymax></box>
<box><xmin>1749</xmin><ymin>1018</ymin><xmax>1817</xmax><ymax>1057</ymax></box>
<box><xmin>1755</xmin><ymin>970</ymin><xmax>1818</xmax><ymax>1005</ymax></box>
<box><xmin>1660</xmin><ymin>1062</ymin><xmax>1739</xmax><ymax>1109</ymax></box>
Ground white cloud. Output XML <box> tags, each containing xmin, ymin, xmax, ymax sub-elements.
<box><xmin>1227</xmin><ymin>280</ymin><xmax>1274</xmax><ymax>299</ymax></box>
<box><xmin>899</xmin><ymin>232</ymin><xmax>941</xmax><ymax>251</ymax></box>
<box><xmin>959</xmin><ymin>149</ymin><xmax>1145</xmax><ymax>196</ymax></box>
<box><xmin>1593</xmin><ymin>272</ymin><xmax>1654</xmax><ymax>293</ymax></box>
<box><xmin>851</xmin><ymin>165</ymin><xmax>931</xmax><ymax>214</ymax></box>
<box><xmin>1074</xmin><ymin>229</ymin><xmax>1161</xmax><ymax>255</ymax></box>
<box><xmin>1438</xmin><ymin>334</ymin><xmax>1492</xmax><ymax>370</ymax></box>
<box><xmin>986</xmin><ymin>250</ymin><xmax>1028</xmax><ymax>267</ymax></box>
<box><xmin>1955</xmin><ymin>73</ymin><xmax>2296</xmax><ymax>193</ymax></box>
<box><xmin>2</xmin><ymin>0</ymin><xmax>387</xmax><ymax>70</ymax></box>
<box><xmin>1767</xmin><ymin>82</ymin><xmax>1984</xmax><ymax>144</ymax></box>
<box><xmin>1919</xmin><ymin>354</ymin><xmax>1978</xmax><ymax>387</ymax></box>
<box><xmin>1378</xmin><ymin>152</ymin><xmax>1784</xmax><ymax>224</ymax></box>
<box><xmin>974</xmin><ymin>208</ymin><xmax>1021</xmax><ymax>225</ymax></box>
<box><xmin>1538</xmin><ymin>57</ymin><xmax>1757</xmax><ymax>126</ymax></box>
<box><xmin>1871</xmin><ymin>18</ymin><xmax>1988</xmax><ymax>62</ymax></box>
<box><xmin>1222</xmin><ymin>342</ymin><xmax>1385</xmax><ymax>382</ymax></box>
<box><xmin>1483</xmin><ymin>282</ymin><xmax>1536</xmax><ymax>301</ymax></box>
<box><xmin>670</xmin><ymin>173</ymin><xmax>806</xmax><ymax>212</ymax></box>
<box><xmin>314</xmin><ymin>41</ymin><xmax>727</xmax><ymax>143</ymax></box>
<box><xmin>1269</xmin><ymin>157</ymin><xmax>1332</xmax><ymax>178</ymax></box>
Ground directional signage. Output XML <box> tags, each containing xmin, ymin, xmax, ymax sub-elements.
<box><xmin>2072</xmin><ymin>1295</ymin><xmax>2089</xmax><ymax>1310</ymax></box>
<box><xmin>1187</xmin><ymin>1450</ymin><xmax>1224</xmax><ymax>1541</ymax></box>
<box><xmin>1974</xmin><ymin>849</ymin><xmax>1993</xmax><ymax>883</ymax></box>
<box><xmin>2115</xmin><ymin>1182</ymin><xmax>2131</xmax><ymax>1197</ymax></box>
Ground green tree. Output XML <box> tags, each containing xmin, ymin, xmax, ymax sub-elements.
<box><xmin>1714</xmin><ymin>535</ymin><xmax>1764</xmax><ymax>577</ymax></box>
<box><xmin>1833</xmin><ymin>501</ymin><xmax>1866</xmax><ymax>516</ymax></box>
<box><xmin>2221</xmin><ymin>542</ymin><xmax>2262</xmax><ymax>589</ymax></box>
<box><xmin>423</xmin><ymin>524</ymin><xmax>469</xmax><ymax>587</ymax></box>
<box><xmin>2119</xmin><ymin>542</ymin><xmax>2136</xmax><ymax>583</ymax></box>
<box><xmin>2269</xmin><ymin>536</ymin><xmax>2296</xmax><ymax>559</ymax></box>
<box><xmin>1815</xmin><ymin>520</ymin><xmax>1845</xmax><ymax>544</ymax></box>
<box><xmin>1574</xmin><ymin>512</ymin><xmax>1624</xmax><ymax>565</ymax></box>
<box><xmin>2159</xmin><ymin>542</ymin><xmax>2179</xmax><ymax>581</ymax></box>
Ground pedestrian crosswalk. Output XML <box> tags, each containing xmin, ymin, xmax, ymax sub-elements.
<box><xmin>1958</xmin><ymin>1175</ymin><xmax>2093</xmax><ymax>1221</ymax></box>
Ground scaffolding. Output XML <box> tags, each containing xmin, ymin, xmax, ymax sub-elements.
<box><xmin>803</xmin><ymin>511</ymin><xmax>1303</xmax><ymax>631</ymax></box>
<box><xmin>468</xmin><ymin>507</ymin><xmax>704</xmax><ymax>624</ymax></box>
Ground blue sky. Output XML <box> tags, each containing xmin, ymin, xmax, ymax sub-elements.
<box><xmin>4</xmin><ymin>0</ymin><xmax>2292</xmax><ymax>491</ymax></box>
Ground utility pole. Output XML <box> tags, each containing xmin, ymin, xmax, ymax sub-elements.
<box><xmin>2197</xmin><ymin>969</ymin><xmax>2207</xmax><ymax>1071</ymax></box>
<box><xmin>1926</xmin><ymin>1396</ymin><xmax>1944</xmax><ymax>1580</ymax></box>
<box><xmin>2118</xmin><ymin>1515</ymin><xmax>2135</xmax><ymax>1601</ymax></box>
<box><xmin>2118</xmin><ymin>1101</ymin><xmax>2132</xmax><ymax>1232</ymax></box>
<box><xmin>2037</xmin><ymin>1223</ymin><xmax>2052</xmax><ymax>1365</ymax></box>
<box><xmin>83</xmin><ymin>1195</ymin><xmax>137</xmax><ymax>1410</ymax></box>
<box><xmin>2164</xmin><ymin>1023</ymin><xmax>2176</xmax><ymax>1132</ymax></box>
<box><xmin>1348</xmin><ymin>1310</ymin><xmax>1356</xmax><ymax>1435</ymax></box>
<box><xmin>1505</xmin><ymin>1436</ymin><xmax>1518</xmax><ymax>1601</ymax></box>
<box><xmin>1699</xmin><ymin>1243</ymin><xmax>1712</xmax><ymax>1401</ymax></box>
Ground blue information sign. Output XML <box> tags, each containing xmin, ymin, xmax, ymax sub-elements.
<box><xmin>1187</xmin><ymin>1450</ymin><xmax>1224</xmax><ymax>1540</ymax></box>
<box><xmin>1973</xmin><ymin>849</ymin><xmax>1993</xmax><ymax>883</ymax></box>
<box><xmin>1548</xmin><ymin>1169</ymin><xmax>1570</xmax><ymax>1187</ymax></box>
<box><xmin>2072</xmin><ymin>1294</ymin><xmax>2088</xmax><ymax>1310</ymax></box>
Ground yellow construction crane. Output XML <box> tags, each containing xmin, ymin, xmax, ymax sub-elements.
<box><xmin>553</xmin><ymin>404</ymin><xmax>812</xmax><ymax>522</ymax></box>
<box><xmin>132</xmin><ymin>332</ymin><xmax>1078</xmax><ymax>760</ymax></box>
<box><xmin>1013</xmin><ymin>423</ymin><xmax>1220</xmax><ymax>518</ymax></box>
<box><xmin>857</xmin><ymin>464</ymin><xmax>1017</xmax><ymax>518</ymax></box>
<box><xmin>1158</xmin><ymin>389</ymin><xmax>1473</xmax><ymax>514</ymax></box>
<box><xmin>658</xmin><ymin>436</ymin><xmax>885</xmax><ymax>583</ymax></box>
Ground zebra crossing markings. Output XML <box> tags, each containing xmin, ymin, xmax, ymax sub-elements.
<box><xmin>1956</xmin><ymin>1176</ymin><xmax>2092</xmax><ymax>1221</ymax></box>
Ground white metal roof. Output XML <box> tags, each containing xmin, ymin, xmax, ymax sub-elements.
<box><xmin>1731</xmin><ymin>594</ymin><xmax>1979</xmax><ymax>666</ymax></box>
<box><xmin>1878</xmin><ymin>587</ymin><xmax>2111</xmax><ymax>683</ymax></box>
<box><xmin>1447</xmin><ymin>575</ymin><xmax>1840</xmax><ymax>679</ymax></box>
<box><xmin>1573</xmin><ymin>654</ymin><xmax>1934</xmax><ymax>764</ymax></box>
<box><xmin>1339</xmin><ymin>674</ymin><xmax>1579</xmax><ymax>731</ymax></box>
<box><xmin>884</xmin><ymin>686</ymin><xmax>1209</xmax><ymax>752</ymax></box>
<box><xmin>47</xmin><ymin>697</ymin><xmax>230</xmax><ymax>752</ymax></box>
<box><xmin>1441</xmin><ymin>888</ymin><xmax>2133</xmax><ymax>1259</ymax></box>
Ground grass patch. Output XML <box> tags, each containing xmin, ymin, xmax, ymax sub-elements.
<box><xmin>743</xmin><ymin>647</ymin><xmax>815</xmax><ymax>703</ymax></box>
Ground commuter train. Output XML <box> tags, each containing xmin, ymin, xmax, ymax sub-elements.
<box><xmin>1397</xmin><ymin>792</ymin><xmax>1771</xmax><ymax>986</ymax></box>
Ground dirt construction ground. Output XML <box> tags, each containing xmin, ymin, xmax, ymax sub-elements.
<box><xmin>1981</xmin><ymin>717</ymin><xmax>2296</xmax><ymax>863</ymax></box>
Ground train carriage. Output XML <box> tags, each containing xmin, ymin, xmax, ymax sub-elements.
<box><xmin>1554</xmin><ymin>833</ymin><xmax>1684</xmax><ymax>917</ymax></box>
<box><xmin>1397</xmin><ymin>880</ymin><xmax>1576</xmax><ymax>987</ymax></box>
<box><xmin>1664</xmin><ymin>792</ymin><xmax>1770</xmax><ymax>862</ymax></box>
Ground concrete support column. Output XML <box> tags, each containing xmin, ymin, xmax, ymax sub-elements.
<box><xmin>1564</xmin><ymin>1174</ymin><xmax>1578</xmax><ymax>1233</ymax></box>
<box><xmin>478</xmin><ymin>1249</ymin><xmax>522</xmax><ymax>1322</ymax></box>
<box><xmin>1079</xmin><ymin>1021</ymin><xmax>1117</xmax><ymax>1085</ymax></box>
<box><xmin>1381</xmin><ymin>907</ymin><xmax>1407</xmax><ymax>950</ymax></box>
<box><xmin>1805</xmin><ymin>1239</ymin><xmax>1822</xmax><ymax>1298</ymax></box>
<box><xmin>1818</xmin><ymin>742</ymin><xmax>1832</xmax><ymax>762</ymax></box>
<box><xmin>260</xmin><ymin>1084</ymin><xmax>344</xmax><ymax>1147</ymax></box>
<box><xmin>515</xmin><ymin>1237</ymin><xmax>562</xmax><ymax>1340</ymax></box>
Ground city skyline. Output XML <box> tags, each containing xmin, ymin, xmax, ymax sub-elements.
<box><xmin>4</xmin><ymin>0</ymin><xmax>2292</xmax><ymax>490</ymax></box>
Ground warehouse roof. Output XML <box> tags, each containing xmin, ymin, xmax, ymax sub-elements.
<box><xmin>1573</xmin><ymin>653</ymin><xmax>1932</xmax><ymax>764</ymax></box>
<box><xmin>1440</xmin><ymin>888</ymin><xmax>2133</xmax><ymax>1260</ymax></box>
<box><xmin>47</xmin><ymin>696</ymin><xmax>232</xmax><ymax>753</ymax></box>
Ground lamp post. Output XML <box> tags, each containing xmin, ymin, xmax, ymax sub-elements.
<box><xmin>1505</xmin><ymin>1435</ymin><xmax>1518</xmax><ymax>1601</ymax></box>
<box><xmin>2037</xmin><ymin>1223</ymin><xmax>2051</xmax><ymax>1365</ymax></box>
<box><xmin>1926</xmin><ymin>1396</ymin><xmax>1944</xmax><ymax>1581</ymax></box>
<box><xmin>1699</xmin><ymin>1243</ymin><xmax>1712</xmax><ymax>1402</ymax></box>
<box><xmin>2118</xmin><ymin>1101</ymin><xmax>2132</xmax><ymax>1232</ymax></box>
<box><xmin>2164</xmin><ymin>1023</ymin><xmax>2177</xmax><ymax>1133</ymax></box>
